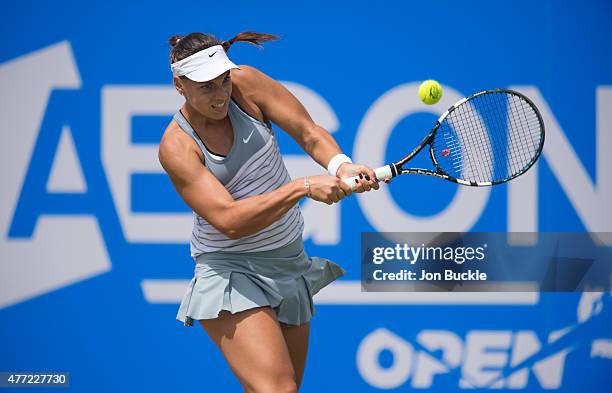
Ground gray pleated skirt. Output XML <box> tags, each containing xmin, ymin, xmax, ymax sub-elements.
<box><xmin>176</xmin><ymin>237</ymin><xmax>346</xmax><ymax>327</ymax></box>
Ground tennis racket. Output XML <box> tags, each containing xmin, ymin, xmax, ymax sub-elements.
<box><xmin>343</xmin><ymin>89</ymin><xmax>545</xmax><ymax>188</ymax></box>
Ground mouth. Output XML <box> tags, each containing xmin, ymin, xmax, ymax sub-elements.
<box><xmin>211</xmin><ymin>101</ymin><xmax>226</xmax><ymax>110</ymax></box>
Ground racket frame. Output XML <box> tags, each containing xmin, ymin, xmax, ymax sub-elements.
<box><xmin>391</xmin><ymin>89</ymin><xmax>545</xmax><ymax>187</ymax></box>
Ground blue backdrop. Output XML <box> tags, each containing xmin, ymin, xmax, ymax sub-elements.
<box><xmin>1</xmin><ymin>0</ymin><xmax>611</xmax><ymax>391</ymax></box>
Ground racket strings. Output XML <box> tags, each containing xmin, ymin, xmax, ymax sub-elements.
<box><xmin>505</xmin><ymin>95</ymin><xmax>542</xmax><ymax>176</ymax></box>
<box><xmin>432</xmin><ymin>91</ymin><xmax>543</xmax><ymax>183</ymax></box>
<box><xmin>436</xmin><ymin>103</ymin><xmax>493</xmax><ymax>182</ymax></box>
<box><xmin>485</xmin><ymin>94</ymin><xmax>516</xmax><ymax>179</ymax></box>
<box><xmin>447</xmin><ymin>106</ymin><xmax>482</xmax><ymax>180</ymax></box>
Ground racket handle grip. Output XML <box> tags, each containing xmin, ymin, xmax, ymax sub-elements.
<box><xmin>342</xmin><ymin>165</ymin><xmax>394</xmax><ymax>191</ymax></box>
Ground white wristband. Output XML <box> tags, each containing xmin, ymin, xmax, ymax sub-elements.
<box><xmin>327</xmin><ymin>154</ymin><xmax>352</xmax><ymax>177</ymax></box>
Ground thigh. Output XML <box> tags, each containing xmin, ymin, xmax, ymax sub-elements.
<box><xmin>199</xmin><ymin>307</ymin><xmax>297</xmax><ymax>393</ymax></box>
<box><xmin>280</xmin><ymin>321</ymin><xmax>310</xmax><ymax>389</ymax></box>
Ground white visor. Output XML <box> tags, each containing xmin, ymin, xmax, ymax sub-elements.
<box><xmin>171</xmin><ymin>45</ymin><xmax>239</xmax><ymax>82</ymax></box>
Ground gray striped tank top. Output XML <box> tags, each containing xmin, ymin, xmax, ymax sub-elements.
<box><xmin>173</xmin><ymin>99</ymin><xmax>304</xmax><ymax>257</ymax></box>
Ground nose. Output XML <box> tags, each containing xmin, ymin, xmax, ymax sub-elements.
<box><xmin>215</xmin><ymin>90</ymin><xmax>230</xmax><ymax>102</ymax></box>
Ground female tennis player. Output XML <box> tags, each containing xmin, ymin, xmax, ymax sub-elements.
<box><xmin>159</xmin><ymin>31</ymin><xmax>380</xmax><ymax>393</ymax></box>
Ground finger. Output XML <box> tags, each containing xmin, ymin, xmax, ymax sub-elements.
<box><xmin>338</xmin><ymin>179</ymin><xmax>353</xmax><ymax>196</ymax></box>
<box><xmin>363</xmin><ymin>173</ymin><xmax>376</xmax><ymax>186</ymax></box>
<box><xmin>352</xmin><ymin>178</ymin><xmax>365</xmax><ymax>193</ymax></box>
<box><xmin>361</xmin><ymin>178</ymin><xmax>372</xmax><ymax>192</ymax></box>
<box><xmin>364</xmin><ymin>168</ymin><xmax>378</xmax><ymax>183</ymax></box>
<box><xmin>365</xmin><ymin>174</ymin><xmax>378</xmax><ymax>190</ymax></box>
<box><xmin>333</xmin><ymin>180</ymin><xmax>348</xmax><ymax>197</ymax></box>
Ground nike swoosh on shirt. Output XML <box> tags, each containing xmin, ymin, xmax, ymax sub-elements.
<box><xmin>243</xmin><ymin>130</ymin><xmax>255</xmax><ymax>143</ymax></box>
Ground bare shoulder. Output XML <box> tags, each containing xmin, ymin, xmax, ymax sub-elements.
<box><xmin>231</xmin><ymin>65</ymin><xmax>270</xmax><ymax>121</ymax></box>
<box><xmin>231</xmin><ymin>64</ymin><xmax>267</xmax><ymax>91</ymax></box>
<box><xmin>231</xmin><ymin>65</ymin><xmax>279</xmax><ymax>99</ymax></box>
<box><xmin>158</xmin><ymin>120</ymin><xmax>203</xmax><ymax>172</ymax></box>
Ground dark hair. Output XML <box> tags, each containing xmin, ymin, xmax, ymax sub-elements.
<box><xmin>168</xmin><ymin>31</ymin><xmax>279</xmax><ymax>63</ymax></box>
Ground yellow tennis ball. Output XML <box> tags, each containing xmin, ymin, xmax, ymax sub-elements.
<box><xmin>418</xmin><ymin>80</ymin><xmax>443</xmax><ymax>105</ymax></box>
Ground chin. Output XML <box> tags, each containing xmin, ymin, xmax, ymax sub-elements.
<box><xmin>207</xmin><ymin>109</ymin><xmax>228</xmax><ymax>120</ymax></box>
<box><xmin>205</xmin><ymin>102</ymin><xmax>229</xmax><ymax>120</ymax></box>
<box><xmin>193</xmin><ymin>105</ymin><xmax>227</xmax><ymax>120</ymax></box>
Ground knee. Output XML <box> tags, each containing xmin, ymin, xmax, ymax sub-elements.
<box><xmin>246</xmin><ymin>377</ymin><xmax>298</xmax><ymax>393</ymax></box>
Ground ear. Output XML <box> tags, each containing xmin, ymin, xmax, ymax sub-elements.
<box><xmin>173</xmin><ymin>76</ymin><xmax>184</xmax><ymax>95</ymax></box>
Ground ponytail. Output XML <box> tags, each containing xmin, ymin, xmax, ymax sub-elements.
<box><xmin>222</xmin><ymin>32</ymin><xmax>280</xmax><ymax>52</ymax></box>
<box><xmin>169</xmin><ymin>31</ymin><xmax>279</xmax><ymax>63</ymax></box>
<box><xmin>168</xmin><ymin>35</ymin><xmax>183</xmax><ymax>47</ymax></box>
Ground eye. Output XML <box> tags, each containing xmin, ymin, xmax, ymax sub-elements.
<box><xmin>201</xmin><ymin>83</ymin><xmax>213</xmax><ymax>91</ymax></box>
<box><xmin>223</xmin><ymin>74</ymin><xmax>231</xmax><ymax>83</ymax></box>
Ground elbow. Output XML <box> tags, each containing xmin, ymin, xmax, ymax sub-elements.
<box><xmin>192</xmin><ymin>204</ymin><xmax>245</xmax><ymax>240</ymax></box>
<box><xmin>209</xmin><ymin>214</ymin><xmax>245</xmax><ymax>240</ymax></box>
<box><xmin>301</xmin><ymin>124</ymin><xmax>323</xmax><ymax>152</ymax></box>
<box><xmin>203</xmin><ymin>220</ymin><xmax>242</xmax><ymax>240</ymax></box>
<box><xmin>222</xmin><ymin>227</ymin><xmax>243</xmax><ymax>240</ymax></box>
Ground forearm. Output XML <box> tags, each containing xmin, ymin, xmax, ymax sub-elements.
<box><xmin>214</xmin><ymin>178</ymin><xmax>307</xmax><ymax>239</ymax></box>
<box><xmin>301</xmin><ymin>124</ymin><xmax>345</xmax><ymax>169</ymax></box>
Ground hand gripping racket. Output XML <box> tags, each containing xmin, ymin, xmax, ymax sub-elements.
<box><xmin>344</xmin><ymin>89</ymin><xmax>545</xmax><ymax>188</ymax></box>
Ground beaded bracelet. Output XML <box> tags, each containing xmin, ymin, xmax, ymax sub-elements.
<box><xmin>304</xmin><ymin>176</ymin><xmax>312</xmax><ymax>198</ymax></box>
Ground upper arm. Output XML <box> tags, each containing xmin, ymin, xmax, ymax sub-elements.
<box><xmin>232</xmin><ymin>65</ymin><xmax>317</xmax><ymax>145</ymax></box>
<box><xmin>158</xmin><ymin>129</ymin><xmax>235</xmax><ymax>234</ymax></box>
